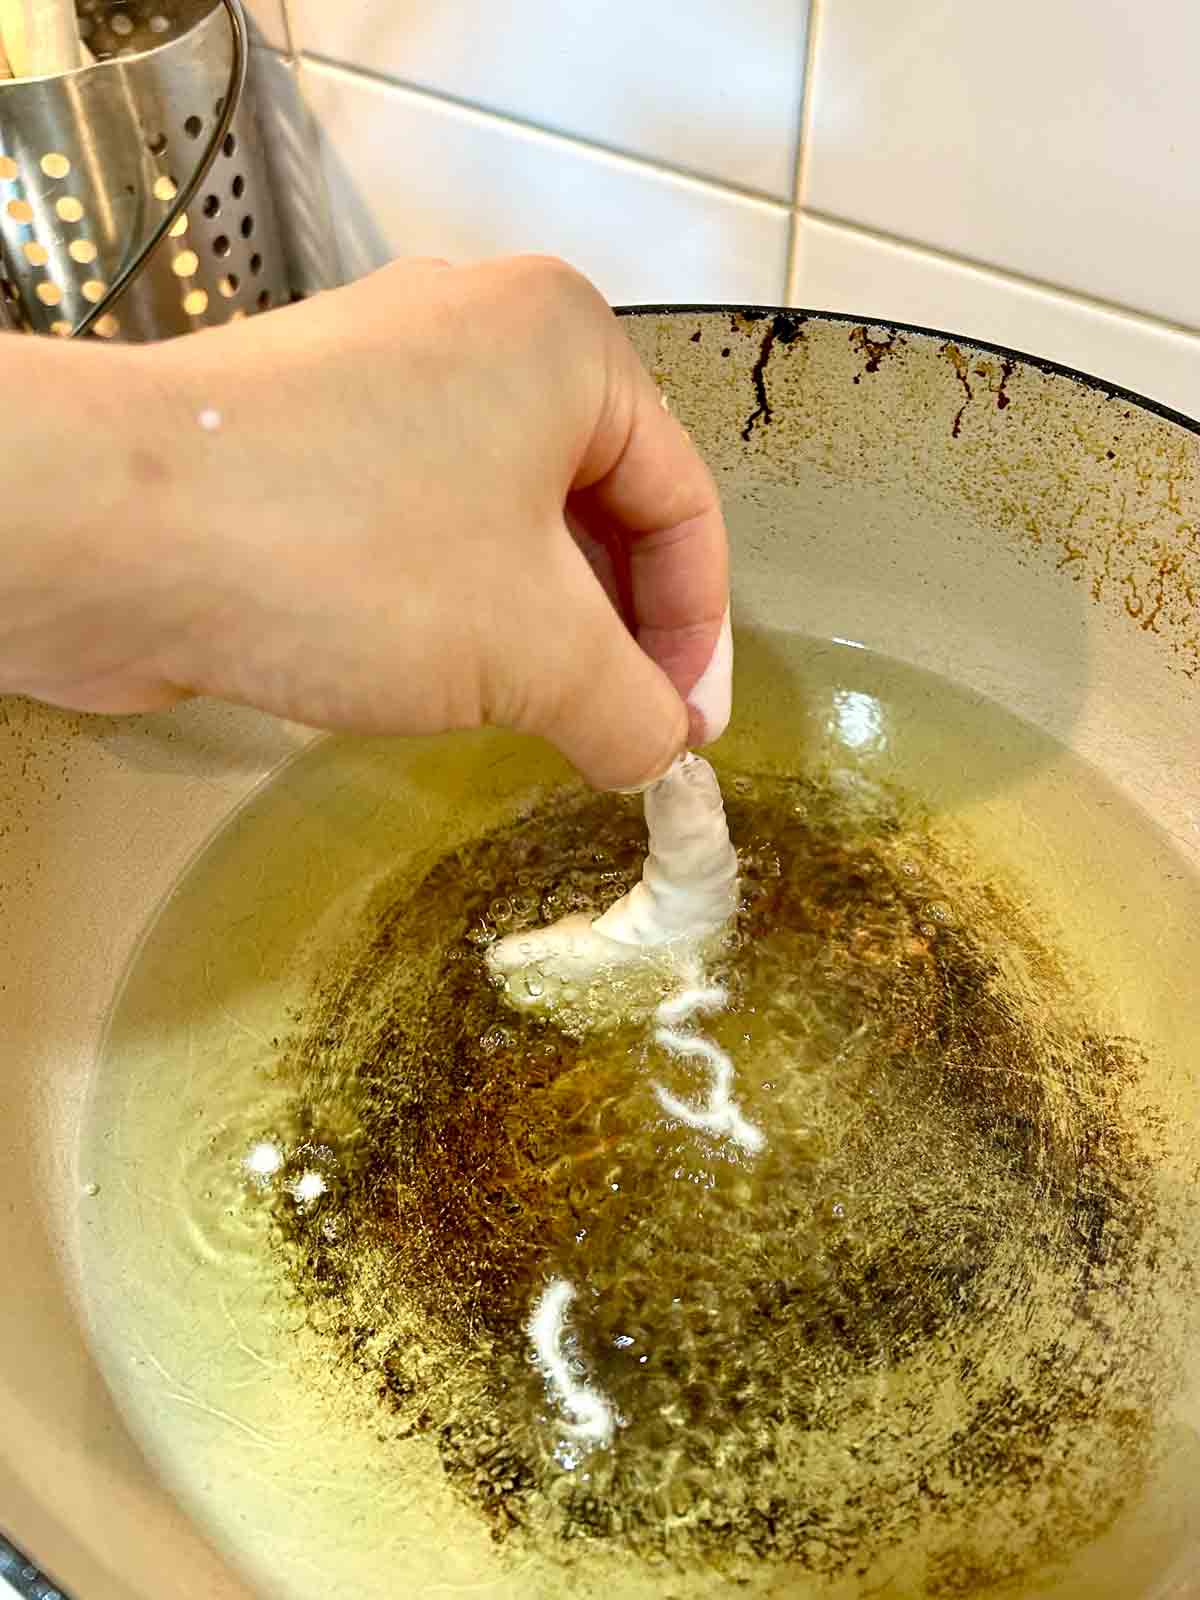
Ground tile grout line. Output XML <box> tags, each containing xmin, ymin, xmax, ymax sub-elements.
<box><xmin>789</xmin><ymin>0</ymin><xmax>825</xmax><ymax>295</ymax></box>
<box><xmin>793</xmin><ymin>0</ymin><xmax>825</xmax><ymax>214</ymax></box>
<box><xmin>784</xmin><ymin>0</ymin><xmax>825</xmax><ymax>304</ymax></box>
<box><xmin>800</xmin><ymin>207</ymin><xmax>1200</xmax><ymax>342</ymax></box>
<box><xmin>300</xmin><ymin>51</ymin><xmax>795</xmax><ymax>214</ymax></box>
<box><xmin>278</xmin><ymin>0</ymin><xmax>296</xmax><ymax>59</ymax></box>
<box><xmin>283</xmin><ymin>50</ymin><xmax>349</xmax><ymax>286</ymax></box>
<box><xmin>781</xmin><ymin>208</ymin><xmax>798</xmax><ymax>306</ymax></box>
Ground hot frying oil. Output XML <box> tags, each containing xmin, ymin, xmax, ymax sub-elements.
<box><xmin>78</xmin><ymin>632</ymin><xmax>1200</xmax><ymax>1600</ymax></box>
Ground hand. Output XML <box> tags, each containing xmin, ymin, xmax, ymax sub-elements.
<box><xmin>0</xmin><ymin>256</ymin><xmax>729</xmax><ymax>790</ymax></box>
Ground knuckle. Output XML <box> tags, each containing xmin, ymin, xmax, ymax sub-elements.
<box><xmin>510</xmin><ymin>253</ymin><xmax>604</xmax><ymax>312</ymax></box>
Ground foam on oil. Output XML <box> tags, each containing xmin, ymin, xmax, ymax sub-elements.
<box><xmin>77</xmin><ymin>631</ymin><xmax>1200</xmax><ymax>1600</ymax></box>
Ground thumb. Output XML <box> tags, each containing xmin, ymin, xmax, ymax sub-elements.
<box><xmin>500</xmin><ymin>532</ymin><xmax>688</xmax><ymax>791</ymax></box>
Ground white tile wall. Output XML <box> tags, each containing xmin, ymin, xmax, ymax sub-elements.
<box><xmin>791</xmin><ymin>216</ymin><xmax>1200</xmax><ymax>421</ymax></box>
<box><xmin>301</xmin><ymin>63</ymin><xmax>792</xmax><ymax>307</ymax></box>
<box><xmin>280</xmin><ymin>0</ymin><xmax>1200</xmax><ymax>425</ymax></box>
<box><xmin>803</xmin><ymin>0</ymin><xmax>1200</xmax><ymax>333</ymax></box>
<box><xmin>289</xmin><ymin>0</ymin><xmax>809</xmax><ymax>199</ymax></box>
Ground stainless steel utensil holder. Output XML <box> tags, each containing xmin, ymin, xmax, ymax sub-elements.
<box><xmin>0</xmin><ymin>0</ymin><xmax>293</xmax><ymax>340</ymax></box>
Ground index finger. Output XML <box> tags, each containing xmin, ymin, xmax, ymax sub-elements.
<box><xmin>568</xmin><ymin>339</ymin><xmax>731</xmax><ymax>745</ymax></box>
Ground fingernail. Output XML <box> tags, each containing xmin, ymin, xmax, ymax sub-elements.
<box><xmin>686</xmin><ymin>605</ymin><xmax>732</xmax><ymax>745</ymax></box>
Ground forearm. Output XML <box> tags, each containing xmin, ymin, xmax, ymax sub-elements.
<box><xmin>0</xmin><ymin>258</ymin><xmax>727</xmax><ymax>789</ymax></box>
<box><xmin>0</xmin><ymin>331</ymin><xmax>198</xmax><ymax>708</ymax></box>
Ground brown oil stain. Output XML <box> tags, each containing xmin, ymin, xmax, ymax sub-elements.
<box><xmin>731</xmin><ymin>311</ymin><xmax>807</xmax><ymax>441</ymax></box>
<box><xmin>973</xmin><ymin>354</ymin><xmax>1017</xmax><ymax>411</ymax></box>
<box><xmin>635</xmin><ymin>302</ymin><xmax>1200</xmax><ymax>696</ymax></box>
<box><xmin>940</xmin><ymin>342</ymin><xmax>975</xmax><ymax>438</ymax></box>
<box><xmin>632</xmin><ymin>306</ymin><xmax>1199</xmax><ymax>685</ymax></box>
<box><xmin>850</xmin><ymin>323</ymin><xmax>901</xmax><ymax>377</ymax></box>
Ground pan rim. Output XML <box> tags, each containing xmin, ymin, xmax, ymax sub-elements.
<box><xmin>616</xmin><ymin>302</ymin><xmax>1200</xmax><ymax>437</ymax></box>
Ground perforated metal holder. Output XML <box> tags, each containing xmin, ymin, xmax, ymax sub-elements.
<box><xmin>0</xmin><ymin>0</ymin><xmax>294</xmax><ymax>340</ymax></box>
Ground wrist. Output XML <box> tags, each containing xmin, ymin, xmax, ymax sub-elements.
<box><xmin>0</xmin><ymin>333</ymin><xmax>218</xmax><ymax>705</ymax></box>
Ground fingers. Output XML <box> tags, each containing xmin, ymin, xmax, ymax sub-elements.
<box><xmin>569</xmin><ymin>338</ymin><xmax>731</xmax><ymax>744</ymax></box>
<box><xmin>675</xmin><ymin>601</ymin><xmax>731</xmax><ymax>744</ymax></box>
<box><xmin>634</xmin><ymin>530</ymin><xmax>732</xmax><ymax>747</ymax></box>
<box><xmin>567</xmin><ymin>512</ymin><xmax>629</xmax><ymax>622</ymax></box>
<box><xmin>499</xmin><ymin>533</ymin><xmax>688</xmax><ymax>792</ymax></box>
